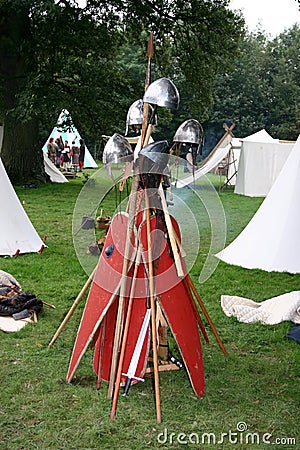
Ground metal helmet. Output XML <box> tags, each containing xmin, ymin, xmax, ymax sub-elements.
<box><xmin>143</xmin><ymin>77</ymin><xmax>180</xmax><ymax>109</ymax></box>
<box><xmin>139</xmin><ymin>140</ymin><xmax>169</xmax><ymax>173</ymax></box>
<box><xmin>173</xmin><ymin>119</ymin><xmax>203</xmax><ymax>145</ymax></box>
<box><xmin>125</xmin><ymin>99</ymin><xmax>143</xmax><ymax>134</ymax></box>
<box><xmin>125</xmin><ymin>99</ymin><xmax>157</xmax><ymax>135</ymax></box>
<box><xmin>138</xmin><ymin>140</ymin><xmax>170</xmax><ymax>189</ymax></box>
<box><xmin>102</xmin><ymin>133</ymin><xmax>133</xmax><ymax>164</ymax></box>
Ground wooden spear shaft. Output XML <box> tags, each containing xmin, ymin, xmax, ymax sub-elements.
<box><xmin>48</xmin><ymin>267</ymin><xmax>96</xmax><ymax>347</ymax></box>
<box><xmin>158</xmin><ymin>185</ymin><xmax>209</xmax><ymax>343</ymax></box>
<box><xmin>140</xmin><ymin>32</ymin><xmax>154</xmax><ymax>147</ymax></box>
<box><xmin>158</xmin><ymin>184</ymin><xmax>184</xmax><ymax>277</ymax></box>
<box><xmin>110</xmin><ymin>243</ymin><xmax>143</xmax><ymax>419</ymax></box>
<box><xmin>96</xmin><ymin>315</ymin><xmax>107</xmax><ymax>390</ymax></box>
<box><xmin>141</xmin><ymin>32</ymin><xmax>162</xmax><ymax>423</ymax></box>
<box><xmin>181</xmin><ymin>277</ymin><xmax>209</xmax><ymax>345</ymax></box>
<box><xmin>107</xmin><ymin>176</ymin><xmax>139</xmax><ymax>399</ymax></box>
<box><xmin>107</xmin><ymin>32</ymin><xmax>155</xmax><ymax>400</ymax></box>
<box><xmin>157</xmin><ymin>186</ymin><xmax>225</xmax><ymax>352</ymax></box>
<box><xmin>187</xmin><ymin>275</ymin><xmax>227</xmax><ymax>355</ymax></box>
<box><xmin>145</xmin><ymin>190</ymin><xmax>161</xmax><ymax>424</ymax></box>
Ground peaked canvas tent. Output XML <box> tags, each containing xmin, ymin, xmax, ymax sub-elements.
<box><xmin>174</xmin><ymin>125</ymin><xmax>236</xmax><ymax>188</ymax></box>
<box><xmin>226</xmin><ymin>137</ymin><xmax>241</xmax><ymax>186</ymax></box>
<box><xmin>0</xmin><ymin>158</ymin><xmax>45</xmax><ymax>256</ymax></box>
<box><xmin>43</xmin><ymin>153</ymin><xmax>68</xmax><ymax>183</ymax></box>
<box><xmin>234</xmin><ymin>129</ymin><xmax>294</xmax><ymax>197</ymax></box>
<box><xmin>42</xmin><ymin>110</ymin><xmax>97</xmax><ymax>168</ymax></box>
<box><xmin>174</xmin><ymin>144</ymin><xmax>232</xmax><ymax>188</ymax></box>
<box><xmin>216</xmin><ymin>135</ymin><xmax>300</xmax><ymax>273</ymax></box>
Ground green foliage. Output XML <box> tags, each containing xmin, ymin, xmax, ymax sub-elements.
<box><xmin>1</xmin><ymin>0</ymin><xmax>299</xmax><ymax>181</ymax></box>
<box><xmin>0</xmin><ymin>1</ymin><xmax>244</xmax><ymax>166</ymax></box>
<box><xmin>0</xmin><ymin>173</ymin><xmax>299</xmax><ymax>449</ymax></box>
<box><xmin>265</xmin><ymin>25</ymin><xmax>300</xmax><ymax>138</ymax></box>
<box><xmin>208</xmin><ymin>25</ymin><xmax>300</xmax><ymax>140</ymax></box>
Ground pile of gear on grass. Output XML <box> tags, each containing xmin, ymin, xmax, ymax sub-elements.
<box><xmin>84</xmin><ymin>212</ymin><xmax>111</xmax><ymax>256</ymax></box>
<box><xmin>0</xmin><ymin>270</ymin><xmax>44</xmax><ymax>331</ymax></box>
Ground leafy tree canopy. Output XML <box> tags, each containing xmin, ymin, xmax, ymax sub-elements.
<box><xmin>207</xmin><ymin>24</ymin><xmax>300</xmax><ymax>146</ymax></box>
<box><xmin>0</xmin><ymin>0</ymin><xmax>244</xmax><ymax>181</ymax></box>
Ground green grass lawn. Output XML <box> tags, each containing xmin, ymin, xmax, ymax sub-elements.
<box><xmin>0</xmin><ymin>169</ymin><xmax>299</xmax><ymax>449</ymax></box>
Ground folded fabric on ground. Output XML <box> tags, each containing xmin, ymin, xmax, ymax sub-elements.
<box><xmin>0</xmin><ymin>269</ymin><xmax>22</xmax><ymax>290</ymax></box>
<box><xmin>0</xmin><ymin>315</ymin><xmax>32</xmax><ymax>332</ymax></box>
<box><xmin>221</xmin><ymin>291</ymin><xmax>300</xmax><ymax>325</ymax></box>
<box><xmin>0</xmin><ymin>289</ymin><xmax>43</xmax><ymax>317</ymax></box>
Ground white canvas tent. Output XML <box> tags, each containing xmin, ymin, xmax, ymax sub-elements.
<box><xmin>0</xmin><ymin>158</ymin><xmax>45</xmax><ymax>256</ymax></box>
<box><xmin>174</xmin><ymin>125</ymin><xmax>241</xmax><ymax>189</ymax></box>
<box><xmin>174</xmin><ymin>144</ymin><xmax>232</xmax><ymax>188</ymax></box>
<box><xmin>42</xmin><ymin>109</ymin><xmax>97</xmax><ymax>168</ymax></box>
<box><xmin>216</xmin><ymin>135</ymin><xmax>300</xmax><ymax>273</ymax></box>
<box><xmin>234</xmin><ymin>129</ymin><xmax>294</xmax><ymax>197</ymax></box>
<box><xmin>242</xmin><ymin>129</ymin><xmax>276</xmax><ymax>143</ymax></box>
<box><xmin>226</xmin><ymin>137</ymin><xmax>241</xmax><ymax>186</ymax></box>
<box><xmin>43</xmin><ymin>153</ymin><xmax>68</xmax><ymax>183</ymax></box>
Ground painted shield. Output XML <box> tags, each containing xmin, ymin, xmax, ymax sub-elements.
<box><xmin>66</xmin><ymin>212</ymin><xmax>137</xmax><ymax>383</ymax></box>
<box><xmin>92</xmin><ymin>261</ymin><xmax>151</xmax><ymax>385</ymax></box>
<box><xmin>139</xmin><ymin>213</ymin><xmax>205</xmax><ymax>397</ymax></box>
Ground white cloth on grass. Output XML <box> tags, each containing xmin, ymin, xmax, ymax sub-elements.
<box><xmin>221</xmin><ymin>291</ymin><xmax>300</xmax><ymax>325</ymax></box>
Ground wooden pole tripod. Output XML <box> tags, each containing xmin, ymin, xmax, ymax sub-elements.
<box><xmin>63</xmin><ymin>32</ymin><xmax>227</xmax><ymax>425</ymax></box>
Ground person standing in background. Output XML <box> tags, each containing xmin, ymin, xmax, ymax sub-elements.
<box><xmin>55</xmin><ymin>138</ymin><xmax>62</xmax><ymax>167</ymax></box>
<box><xmin>47</xmin><ymin>137</ymin><xmax>56</xmax><ymax>163</ymax></box>
<box><xmin>61</xmin><ymin>140</ymin><xmax>70</xmax><ymax>171</ymax></box>
<box><xmin>71</xmin><ymin>140</ymin><xmax>80</xmax><ymax>171</ymax></box>
<box><xmin>79</xmin><ymin>138</ymin><xmax>85</xmax><ymax>172</ymax></box>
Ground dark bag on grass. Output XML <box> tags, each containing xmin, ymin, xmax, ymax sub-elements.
<box><xmin>286</xmin><ymin>324</ymin><xmax>300</xmax><ymax>344</ymax></box>
<box><xmin>0</xmin><ymin>290</ymin><xmax>43</xmax><ymax>318</ymax></box>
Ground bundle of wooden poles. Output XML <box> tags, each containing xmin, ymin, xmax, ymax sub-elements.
<box><xmin>48</xmin><ymin>33</ymin><xmax>227</xmax><ymax>423</ymax></box>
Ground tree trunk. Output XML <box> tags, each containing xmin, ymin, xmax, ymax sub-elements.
<box><xmin>1</xmin><ymin>113</ymin><xmax>44</xmax><ymax>185</ymax></box>
<box><xmin>0</xmin><ymin>1</ymin><xmax>46</xmax><ymax>184</ymax></box>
